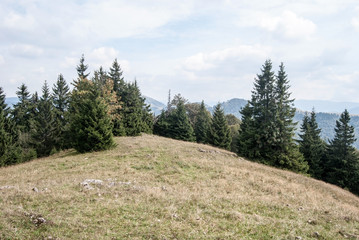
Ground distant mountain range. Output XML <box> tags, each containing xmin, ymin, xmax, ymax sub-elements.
<box><xmin>6</xmin><ymin>96</ymin><xmax>359</xmax><ymax>148</ymax></box>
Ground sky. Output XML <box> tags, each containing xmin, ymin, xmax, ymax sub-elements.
<box><xmin>1</xmin><ymin>0</ymin><xmax>359</xmax><ymax>104</ymax></box>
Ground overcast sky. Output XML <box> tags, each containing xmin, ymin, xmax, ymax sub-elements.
<box><xmin>1</xmin><ymin>0</ymin><xmax>359</xmax><ymax>104</ymax></box>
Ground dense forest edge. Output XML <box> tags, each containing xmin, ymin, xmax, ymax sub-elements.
<box><xmin>1</xmin><ymin>56</ymin><xmax>359</xmax><ymax>196</ymax></box>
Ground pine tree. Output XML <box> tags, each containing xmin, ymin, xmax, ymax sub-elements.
<box><xmin>298</xmin><ymin>110</ymin><xmax>326</xmax><ymax>178</ymax></box>
<box><xmin>120</xmin><ymin>81</ymin><xmax>153</xmax><ymax>136</ymax></box>
<box><xmin>12</xmin><ymin>83</ymin><xmax>32</xmax><ymax>132</ymax></box>
<box><xmin>93</xmin><ymin>66</ymin><xmax>108</xmax><ymax>88</ymax></box>
<box><xmin>325</xmin><ymin>109</ymin><xmax>359</xmax><ymax>194</ymax></box>
<box><xmin>194</xmin><ymin>101</ymin><xmax>211</xmax><ymax>144</ymax></box>
<box><xmin>52</xmin><ymin>74</ymin><xmax>70</xmax><ymax>149</ymax></box>
<box><xmin>237</xmin><ymin>103</ymin><xmax>257</xmax><ymax>158</ymax></box>
<box><xmin>208</xmin><ymin>103</ymin><xmax>231</xmax><ymax>150</ymax></box>
<box><xmin>109</xmin><ymin>59</ymin><xmax>125</xmax><ymax>93</ymax></box>
<box><xmin>167</xmin><ymin>100</ymin><xmax>195</xmax><ymax>141</ymax></box>
<box><xmin>76</xmin><ymin>54</ymin><xmax>90</xmax><ymax>79</ymax></box>
<box><xmin>69</xmin><ymin>78</ymin><xmax>114</xmax><ymax>153</ymax></box>
<box><xmin>153</xmin><ymin>110</ymin><xmax>170</xmax><ymax>137</ymax></box>
<box><xmin>30</xmin><ymin>81</ymin><xmax>57</xmax><ymax>157</ymax></box>
<box><xmin>273</xmin><ymin>63</ymin><xmax>307</xmax><ymax>172</ymax></box>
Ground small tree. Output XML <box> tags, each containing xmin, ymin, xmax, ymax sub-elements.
<box><xmin>208</xmin><ymin>103</ymin><xmax>231</xmax><ymax>150</ymax></box>
<box><xmin>69</xmin><ymin>78</ymin><xmax>114</xmax><ymax>153</ymax></box>
<box><xmin>167</xmin><ymin>100</ymin><xmax>195</xmax><ymax>142</ymax></box>
<box><xmin>194</xmin><ymin>101</ymin><xmax>211</xmax><ymax>144</ymax></box>
<box><xmin>30</xmin><ymin>81</ymin><xmax>57</xmax><ymax>157</ymax></box>
<box><xmin>298</xmin><ymin>110</ymin><xmax>326</xmax><ymax>178</ymax></box>
<box><xmin>76</xmin><ymin>54</ymin><xmax>90</xmax><ymax>79</ymax></box>
<box><xmin>52</xmin><ymin>74</ymin><xmax>70</xmax><ymax>149</ymax></box>
<box><xmin>325</xmin><ymin>109</ymin><xmax>359</xmax><ymax>194</ymax></box>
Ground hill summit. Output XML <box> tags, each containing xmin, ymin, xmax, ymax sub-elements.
<box><xmin>0</xmin><ymin>134</ymin><xmax>358</xmax><ymax>239</ymax></box>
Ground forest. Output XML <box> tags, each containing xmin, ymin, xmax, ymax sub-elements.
<box><xmin>1</xmin><ymin>57</ymin><xmax>358</xmax><ymax>195</ymax></box>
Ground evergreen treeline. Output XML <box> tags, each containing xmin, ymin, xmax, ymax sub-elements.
<box><xmin>0</xmin><ymin>55</ymin><xmax>153</xmax><ymax>166</ymax></box>
<box><xmin>1</xmin><ymin>57</ymin><xmax>358</xmax><ymax>195</ymax></box>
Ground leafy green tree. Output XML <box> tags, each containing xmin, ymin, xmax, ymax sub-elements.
<box><xmin>225</xmin><ymin>114</ymin><xmax>241</xmax><ymax>153</ymax></box>
<box><xmin>76</xmin><ymin>54</ymin><xmax>90</xmax><ymax>79</ymax></box>
<box><xmin>52</xmin><ymin>74</ymin><xmax>70</xmax><ymax>149</ymax></box>
<box><xmin>325</xmin><ymin>109</ymin><xmax>359</xmax><ymax>194</ymax></box>
<box><xmin>167</xmin><ymin>100</ymin><xmax>195</xmax><ymax>141</ymax></box>
<box><xmin>69</xmin><ymin>78</ymin><xmax>114</xmax><ymax>153</ymax></box>
<box><xmin>208</xmin><ymin>103</ymin><xmax>231</xmax><ymax>150</ymax></box>
<box><xmin>194</xmin><ymin>101</ymin><xmax>211</xmax><ymax>144</ymax></box>
<box><xmin>30</xmin><ymin>81</ymin><xmax>57</xmax><ymax>157</ymax></box>
<box><xmin>298</xmin><ymin>110</ymin><xmax>326</xmax><ymax>178</ymax></box>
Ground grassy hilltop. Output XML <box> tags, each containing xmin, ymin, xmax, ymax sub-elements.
<box><xmin>0</xmin><ymin>134</ymin><xmax>358</xmax><ymax>239</ymax></box>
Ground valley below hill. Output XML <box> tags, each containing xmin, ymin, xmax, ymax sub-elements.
<box><xmin>0</xmin><ymin>135</ymin><xmax>358</xmax><ymax>239</ymax></box>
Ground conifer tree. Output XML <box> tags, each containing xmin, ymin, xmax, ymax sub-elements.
<box><xmin>109</xmin><ymin>59</ymin><xmax>125</xmax><ymax>93</ymax></box>
<box><xmin>93</xmin><ymin>66</ymin><xmax>108</xmax><ymax>88</ymax></box>
<box><xmin>76</xmin><ymin>54</ymin><xmax>90</xmax><ymax>79</ymax></box>
<box><xmin>153</xmin><ymin>110</ymin><xmax>170</xmax><ymax>137</ymax></box>
<box><xmin>30</xmin><ymin>81</ymin><xmax>57</xmax><ymax>157</ymax></box>
<box><xmin>69</xmin><ymin>78</ymin><xmax>114</xmax><ymax>153</ymax></box>
<box><xmin>237</xmin><ymin>60</ymin><xmax>307</xmax><ymax>172</ymax></box>
<box><xmin>273</xmin><ymin>63</ymin><xmax>307</xmax><ymax>172</ymax></box>
<box><xmin>12</xmin><ymin>83</ymin><xmax>32</xmax><ymax>132</ymax></box>
<box><xmin>325</xmin><ymin>109</ymin><xmax>359</xmax><ymax>194</ymax></box>
<box><xmin>52</xmin><ymin>74</ymin><xmax>70</xmax><ymax>149</ymax></box>
<box><xmin>208</xmin><ymin>103</ymin><xmax>231</xmax><ymax>150</ymax></box>
<box><xmin>194</xmin><ymin>101</ymin><xmax>211</xmax><ymax>143</ymax></box>
<box><xmin>167</xmin><ymin>100</ymin><xmax>195</xmax><ymax>141</ymax></box>
<box><xmin>237</xmin><ymin>103</ymin><xmax>257</xmax><ymax>158</ymax></box>
<box><xmin>298</xmin><ymin>110</ymin><xmax>326</xmax><ymax>178</ymax></box>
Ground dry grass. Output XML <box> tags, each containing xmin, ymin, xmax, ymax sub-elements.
<box><xmin>0</xmin><ymin>134</ymin><xmax>358</xmax><ymax>239</ymax></box>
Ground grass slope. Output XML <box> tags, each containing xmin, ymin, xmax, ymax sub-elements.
<box><xmin>0</xmin><ymin>134</ymin><xmax>358</xmax><ymax>240</ymax></box>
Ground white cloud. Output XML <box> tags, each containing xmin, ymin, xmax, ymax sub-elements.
<box><xmin>238</xmin><ymin>10</ymin><xmax>316</xmax><ymax>40</ymax></box>
<box><xmin>0</xmin><ymin>55</ymin><xmax>4</xmax><ymax>65</ymax></box>
<box><xmin>352</xmin><ymin>8</ymin><xmax>359</xmax><ymax>31</ymax></box>
<box><xmin>2</xmin><ymin>11</ymin><xmax>36</xmax><ymax>31</ymax></box>
<box><xmin>9</xmin><ymin>44</ymin><xmax>44</xmax><ymax>58</ymax></box>
<box><xmin>88</xmin><ymin>47</ymin><xmax>130</xmax><ymax>73</ymax></box>
<box><xmin>182</xmin><ymin>44</ymin><xmax>271</xmax><ymax>72</ymax></box>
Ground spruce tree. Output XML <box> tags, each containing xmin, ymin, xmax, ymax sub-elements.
<box><xmin>194</xmin><ymin>101</ymin><xmax>211</xmax><ymax>144</ymax></box>
<box><xmin>273</xmin><ymin>63</ymin><xmax>307</xmax><ymax>172</ymax></box>
<box><xmin>76</xmin><ymin>54</ymin><xmax>90</xmax><ymax>79</ymax></box>
<box><xmin>69</xmin><ymin>78</ymin><xmax>114</xmax><ymax>153</ymax></box>
<box><xmin>208</xmin><ymin>103</ymin><xmax>231</xmax><ymax>150</ymax></box>
<box><xmin>12</xmin><ymin>83</ymin><xmax>32</xmax><ymax>132</ymax></box>
<box><xmin>237</xmin><ymin>103</ymin><xmax>257</xmax><ymax>158</ymax></box>
<box><xmin>325</xmin><ymin>109</ymin><xmax>359</xmax><ymax>194</ymax></box>
<box><xmin>153</xmin><ymin>110</ymin><xmax>170</xmax><ymax>137</ymax></box>
<box><xmin>109</xmin><ymin>59</ymin><xmax>125</xmax><ymax>93</ymax></box>
<box><xmin>298</xmin><ymin>110</ymin><xmax>326</xmax><ymax>178</ymax></box>
<box><xmin>167</xmin><ymin>100</ymin><xmax>195</xmax><ymax>141</ymax></box>
<box><xmin>52</xmin><ymin>74</ymin><xmax>70</xmax><ymax>149</ymax></box>
<box><xmin>30</xmin><ymin>81</ymin><xmax>57</xmax><ymax>157</ymax></box>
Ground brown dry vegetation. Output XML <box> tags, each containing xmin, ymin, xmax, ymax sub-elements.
<box><xmin>0</xmin><ymin>134</ymin><xmax>358</xmax><ymax>239</ymax></box>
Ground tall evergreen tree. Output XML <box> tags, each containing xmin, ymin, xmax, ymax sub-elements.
<box><xmin>76</xmin><ymin>54</ymin><xmax>90</xmax><ymax>79</ymax></box>
<box><xmin>298</xmin><ymin>110</ymin><xmax>326</xmax><ymax>178</ymax></box>
<box><xmin>325</xmin><ymin>109</ymin><xmax>359</xmax><ymax>194</ymax></box>
<box><xmin>109</xmin><ymin>59</ymin><xmax>125</xmax><ymax>93</ymax></box>
<box><xmin>52</xmin><ymin>74</ymin><xmax>70</xmax><ymax>149</ymax></box>
<box><xmin>273</xmin><ymin>63</ymin><xmax>307</xmax><ymax>172</ymax></box>
<box><xmin>12</xmin><ymin>83</ymin><xmax>32</xmax><ymax>132</ymax></box>
<box><xmin>208</xmin><ymin>103</ymin><xmax>231</xmax><ymax>150</ymax></box>
<box><xmin>93</xmin><ymin>66</ymin><xmax>108</xmax><ymax>88</ymax></box>
<box><xmin>194</xmin><ymin>101</ymin><xmax>211</xmax><ymax>144</ymax></box>
<box><xmin>237</xmin><ymin>60</ymin><xmax>307</xmax><ymax>172</ymax></box>
<box><xmin>153</xmin><ymin>110</ymin><xmax>170</xmax><ymax>137</ymax></box>
<box><xmin>167</xmin><ymin>100</ymin><xmax>195</xmax><ymax>142</ymax></box>
<box><xmin>69</xmin><ymin>78</ymin><xmax>114</xmax><ymax>153</ymax></box>
<box><xmin>30</xmin><ymin>81</ymin><xmax>57</xmax><ymax>157</ymax></box>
